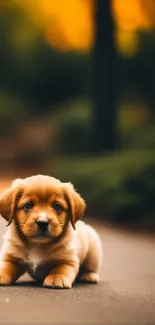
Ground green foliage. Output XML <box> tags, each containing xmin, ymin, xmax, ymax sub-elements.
<box><xmin>49</xmin><ymin>103</ymin><xmax>155</xmax><ymax>222</ymax></box>
<box><xmin>46</xmin><ymin>150</ymin><xmax>155</xmax><ymax>221</ymax></box>
<box><xmin>0</xmin><ymin>92</ymin><xmax>28</xmax><ymax>137</ymax></box>
<box><xmin>120</xmin><ymin>29</ymin><xmax>155</xmax><ymax>115</ymax></box>
<box><xmin>126</xmin><ymin>124</ymin><xmax>155</xmax><ymax>149</ymax></box>
<box><xmin>51</xmin><ymin>99</ymin><xmax>92</xmax><ymax>154</ymax></box>
<box><xmin>50</xmin><ymin>99</ymin><xmax>155</xmax><ymax>154</ymax></box>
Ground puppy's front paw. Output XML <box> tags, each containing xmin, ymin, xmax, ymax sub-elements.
<box><xmin>43</xmin><ymin>274</ymin><xmax>72</xmax><ymax>289</ymax></box>
<box><xmin>0</xmin><ymin>273</ymin><xmax>14</xmax><ymax>286</ymax></box>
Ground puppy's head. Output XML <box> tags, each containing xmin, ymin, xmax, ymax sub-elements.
<box><xmin>0</xmin><ymin>175</ymin><xmax>86</xmax><ymax>243</ymax></box>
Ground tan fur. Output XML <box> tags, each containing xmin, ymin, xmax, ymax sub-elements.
<box><xmin>0</xmin><ymin>175</ymin><xmax>102</xmax><ymax>289</ymax></box>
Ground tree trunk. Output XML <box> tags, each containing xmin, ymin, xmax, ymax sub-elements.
<box><xmin>92</xmin><ymin>0</ymin><xmax>118</xmax><ymax>153</ymax></box>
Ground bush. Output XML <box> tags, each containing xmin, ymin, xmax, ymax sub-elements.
<box><xmin>50</xmin><ymin>99</ymin><xmax>92</xmax><ymax>154</ymax></box>
<box><xmin>45</xmin><ymin>149</ymin><xmax>155</xmax><ymax>224</ymax></box>
<box><xmin>48</xmin><ymin>98</ymin><xmax>155</xmax><ymax>157</ymax></box>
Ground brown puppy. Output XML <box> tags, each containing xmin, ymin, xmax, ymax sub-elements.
<box><xmin>0</xmin><ymin>175</ymin><xmax>102</xmax><ymax>288</ymax></box>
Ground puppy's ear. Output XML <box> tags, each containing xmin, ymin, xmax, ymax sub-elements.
<box><xmin>0</xmin><ymin>179</ymin><xmax>23</xmax><ymax>225</ymax></box>
<box><xmin>63</xmin><ymin>183</ymin><xmax>86</xmax><ymax>229</ymax></box>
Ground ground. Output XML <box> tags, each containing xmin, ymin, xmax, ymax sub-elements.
<box><xmin>0</xmin><ymin>179</ymin><xmax>155</xmax><ymax>325</ymax></box>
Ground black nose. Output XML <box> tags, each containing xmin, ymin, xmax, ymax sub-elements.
<box><xmin>36</xmin><ymin>220</ymin><xmax>49</xmax><ymax>232</ymax></box>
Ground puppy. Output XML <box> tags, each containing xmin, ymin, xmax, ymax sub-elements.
<box><xmin>0</xmin><ymin>175</ymin><xmax>102</xmax><ymax>289</ymax></box>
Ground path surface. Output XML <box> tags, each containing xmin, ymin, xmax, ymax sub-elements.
<box><xmin>0</xmin><ymin>180</ymin><xmax>155</xmax><ymax>325</ymax></box>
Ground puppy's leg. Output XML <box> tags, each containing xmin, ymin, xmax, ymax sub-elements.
<box><xmin>80</xmin><ymin>226</ymin><xmax>102</xmax><ymax>284</ymax></box>
<box><xmin>43</xmin><ymin>262</ymin><xmax>79</xmax><ymax>289</ymax></box>
<box><xmin>0</xmin><ymin>255</ymin><xmax>25</xmax><ymax>285</ymax></box>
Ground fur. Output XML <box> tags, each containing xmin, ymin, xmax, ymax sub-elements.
<box><xmin>0</xmin><ymin>175</ymin><xmax>102</xmax><ymax>289</ymax></box>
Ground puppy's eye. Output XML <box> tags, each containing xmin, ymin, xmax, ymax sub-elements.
<box><xmin>53</xmin><ymin>202</ymin><xmax>62</xmax><ymax>212</ymax></box>
<box><xmin>24</xmin><ymin>202</ymin><xmax>33</xmax><ymax>211</ymax></box>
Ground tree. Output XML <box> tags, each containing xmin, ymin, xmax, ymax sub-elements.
<box><xmin>92</xmin><ymin>0</ymin><xmax>118</xmax><ymax>153</ymax></box>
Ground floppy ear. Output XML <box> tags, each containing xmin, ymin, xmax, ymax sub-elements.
<box><xmin>0</xmin><ymin>179</ymin><xmax>23</xmax><ymax>225</ymax></box>
<box><xmin>64</xmin><ymin>183</ymin><xmax>86</xmax><ymax>229</ymax></box>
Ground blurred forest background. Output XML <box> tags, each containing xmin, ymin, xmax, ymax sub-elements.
<box><xmin>0</xmin><ymin>0</ymin><xmax>155</xmax><ymax>230</ymax></box>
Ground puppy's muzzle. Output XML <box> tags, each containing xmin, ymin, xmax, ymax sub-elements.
<box><xmin>36</xmin><ymin>220</ymin><xmax>49</xmax><ymax>233</ymax></box>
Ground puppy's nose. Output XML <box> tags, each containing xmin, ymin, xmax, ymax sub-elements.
<box><xmin>36</xmin><ymin>220</ymin><xmax>49</xmax><ymax>232</ymax></box>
